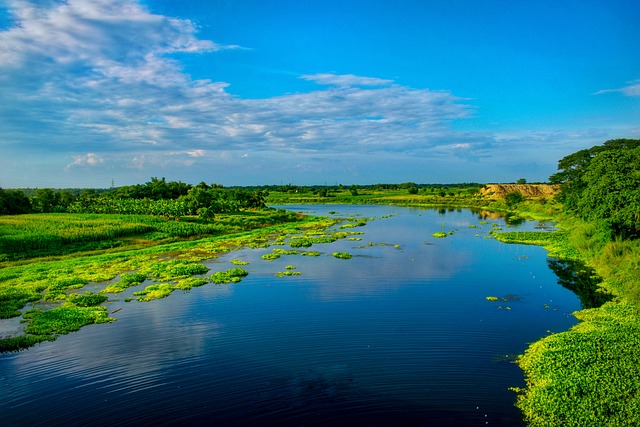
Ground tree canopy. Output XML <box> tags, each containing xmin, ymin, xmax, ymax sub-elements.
<box><xmin>550</xmin><ymin>139</ymin><xmax>640</xmax><ymax>239</ymax></box>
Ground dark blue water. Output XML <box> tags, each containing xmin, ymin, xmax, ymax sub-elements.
<box><xmin>0</xmin><ymin>205</ymin><xmax>580</xmax><ymax>426</ymax></box>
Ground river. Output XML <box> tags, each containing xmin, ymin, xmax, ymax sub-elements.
<box><xmin>0</xmin><ymin>205</ymin><xmax>583</xmax><ymax>426</ymax></box>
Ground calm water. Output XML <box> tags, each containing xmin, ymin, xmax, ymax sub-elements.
<box><xmin>0</xmin><ymin>205</ymin><xmax>582</xmax><ymax>426</ymax></box>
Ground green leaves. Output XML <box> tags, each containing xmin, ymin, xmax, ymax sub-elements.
<box><xmin>550</xmin><ymin>139</ymin><xmax>640</xmax><ymax>239</ymax></box>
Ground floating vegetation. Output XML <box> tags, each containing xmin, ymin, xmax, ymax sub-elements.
<box><xmin>288</xmin><ymin>238</ymin><xmax>312</xmax><ymax>248</ymax></box>
<box><xmin>261</xmin><ymin>253</ymin><xmax>280</xmax><ymax>261</ymax></box>
<box><xmin>230</xmin><ymin>259</ymin><xmax>249</xmax><ymax>265</ymax></box>
<box><xmin>175</xmin><ymin>277</ymin><xmax>208</xmax><ymax>290</ymax></box>
<box><xmin>285</xmin><ymin>265</ymin><xmax>296</xmax><ymax>270</ymax></box>
<box><xmin>301</xmin><ymin>251</ymin><xmax>321</xmax><ymax>257</ymax></box>
<box><xmin>431</xmin><ymin>232</ymin><xmax>447</xmax><ymax>238</ymax></box>
<box><xmin>348</xmin><ymin>237</ymin><xmax>362</xmax><ymax>241</ymax></box>
<box><xmin>276</xmin><ymin>270</ymin><xmax>301</xmax><ymax>277</ymax></box>
<box><xmin>67</xmin><ymin>292</ymin><xmax>108</xmax><ymax>307</ymax></box>
<box><xmin>468</xmin><ymin>225</ymin><xmax>478</xmax><ymax>228</ymax></box>
<box><xmin>102</xmin><ymin>272</ymin><xmax>147</xmax><ymax>293</ymax></box>
<box><xmin>332</xmin><ymin>252</ymin><xmax>353</xmax><ymax>259</ymax></box>
<box><xmin>339</xmin><ymin>221</ymin><xmax>367</xmax><ymax>229</ymax></box>
<box><xmin>142</xmin><ymin>260</ymin><xmax>210</xmax><ymax>281</ymax></box>
<box><xmin>134</xmin><ymin>283</ymin><xmax>175</xmax><ymax>302</ymax></box>
<box><xmin>22</xmin><ymin>305</ymin><xmax>113</xmax><ymax>336</ymax></box>
<box><xmin>486</xmin><ymin>294</ymin><xmax>522</xmax><ymax>303</ymax></box>
<box><xmin>209</xmin><ymin>267</ymin><xmax>249</xmax><ymax>284</ymax></box>
<box><xmin>274</xmin><ymin>248</ymin><xmax>300</xmax><ymax>255</ymax></box>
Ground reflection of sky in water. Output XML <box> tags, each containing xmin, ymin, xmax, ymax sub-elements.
<box><xmin>0</xmin><ymin>205</ymin><xmax>578</xmax><ymax>426</ymax></box>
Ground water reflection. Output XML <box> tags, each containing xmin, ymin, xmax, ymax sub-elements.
<box><xmin>547</xmin><ymin>259</ymin><xmax>613</xmax><ymax>309</ymax></box>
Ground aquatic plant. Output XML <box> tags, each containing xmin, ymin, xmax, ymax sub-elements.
<box><xmin>431</xmin><ymin>232</ymin><xmax>447</xmax><ymax>238</ymax></box>
<box><xmin>134</xmin><ymin>283</ymin><xmax>175</xmax><ymax>302</ymax></box>
<box><xmin>261</xmin><ymin>253</ymin><xmax>280</xmax><ymax>261</ymax></box>
<box><xmin>332</xmin><ymin>252</ymin><xmax>353</xmax><ymax>259</ymax></box>
<box><xmin>209</xmin><ymin>267</ymin><xmax>249</xmax><ymax>284</ymax></box>
<box><xmin>276</xmin><ymin>271</ymin><xmax>301</xmax><ymax>277</ymax></box>
<box><xmin>300</xmin><ymin>251</ymin><xmax>321</xmax><ymax>257</ymax></box>
<box><xmin>175</xmin><ymin>277</ymin><xmax>208</xmax><ymax>290</ymax></box>
<box><xmin>67</xmin><ymin>292</ymin><xmax>108</xmax><ymax>307</ymax></box>
<box><xmin>102</xmin><ymin>272</ymin><xmax>147</xmax><ymax>293</ymax></box>
<box><xmin>22</xmin><ymin>305</ymin><xmax>113</xmax><ymax>336</ymax></box>
<box><xmin>230</xmin><ymin>259</ymin><xmax>249</xmax><ymax>265</ymax></box>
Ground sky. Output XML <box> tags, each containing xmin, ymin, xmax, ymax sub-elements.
<box><xmin>0</xmin><ymin>0</ymin><xmax>639</xmax><ymax>188</ymax></box>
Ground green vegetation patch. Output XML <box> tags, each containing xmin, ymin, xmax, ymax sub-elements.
<box><xmin>261</xmin><ymin>253</ymin><xmax>280</xmax><ymax>261</ymax></box>
<box><xmin>514</xmin><ymin>301</ymin><xmax>640</xmax><ymax>426</ymax></box>
<box><xmin>102</xmin><ymin>272</ymin><xmax>147</xmax><ymax>293</ymax></box>
<box><xmin>134</xmin><ymin>283</ymin><xmax>175</xmax><ymax>302</ymax></box>
<box><xmin>67</xmin><ymin>292</ymin><xmax>108</xmax><ymax>307</ymax></box>
<box><xmin>431</xmin><ymin>232</ymin><xmax>448</xmax><ymax>238</ymax></box>
<box><xmin>332</xmin><ymin>251</ymin><xmax>353</xmax><ymax>259</ymax></box>
<box><xmin>22</xmin><ymin>305</ymin><xmax>113</xmax><ymax>336</ymax></box>
<box><xmin>175</xmin><ymin>277</ymin><xmax>209</xmax><ymax>290</ymax></box>
<box><xmin>210</xmin><ymin>267</ymin><xmax>249</xmax><ymax>284</ymax></box>
<box><xmin>492</xmin><ymin>231</ymin><xmax>581</xmax><ymax>260</ymax></box>
<box><xmin>142</xmin><ymin>260</ymin><xmax>210</xmax><ymax>281</ymax></box>
<box><xmin>300</xmin><ymin>251</ymin><xmax>321</xmax><ymax>257</ymax></box>
<box><xmin>0</xmin><ymin>286</ymin><xmax>41</xmax><ymax>318</ymax></box>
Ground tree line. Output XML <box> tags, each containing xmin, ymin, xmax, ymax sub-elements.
<box><xmin>0</xmin><ymin>178</ymin><xmax>268</xmax><ymax>219</ymax></box>
<box><xmin>550</xmin><ymin>138</ymin><xmax>640</xmax><ymax>239</ymax></box>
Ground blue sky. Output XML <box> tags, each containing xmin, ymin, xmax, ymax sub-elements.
<box><xmin>1</xmin><ymin>0</ymin><xmax>638</xmax><ymax>188</ymax></box>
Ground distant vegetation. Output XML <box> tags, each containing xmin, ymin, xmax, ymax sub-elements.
<box><xmin>0</xmin><ymin>177</ymin><xmax>268</xmax><ymax>219</ymax></box>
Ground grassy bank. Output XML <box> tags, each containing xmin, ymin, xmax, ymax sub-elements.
<box><xmin>490</xmin><ymin>204</ymin><xmax>640</xmax><ymax>425</ymax></box>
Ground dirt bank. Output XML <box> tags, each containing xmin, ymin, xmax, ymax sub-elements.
<box><xmin>480</xmin><ymin>184</ymin><xmax>560</xmax><ymax>199</ymax></box>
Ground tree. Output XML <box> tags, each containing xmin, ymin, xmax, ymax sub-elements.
<box><xmin>550</xmin><ymin>138</ymin><xmax>640</xmax><ymax>239</ymax></box>
<box><xmin>517</xmin><ymin>178</ymin><xmax>527</xmax><ymax>184</ymax></box>
<box><xmin>505</xmin><ymin>191</ymin><xmax>524</xmax><ymax>208</ymax></box>
<box><xmin>577</xmin><ymin>148</ymin><xmax>640</xmax><ymax>238</ymax></box>
<box><xmin>0</xmin><ymin>189</ymin><xmax>31</xmax><ymax>215</ymax></box>
<box><xmin>31</xmin><ymin>188</ymin><xmax>60</xmax><ymax>213</ymax></box>
<box><xmin>349</xmin><ymin>185</ymin><xmax>359</xmax><ymax>196</ymax></box>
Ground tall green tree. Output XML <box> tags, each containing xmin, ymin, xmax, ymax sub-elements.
<box><xmin>551</xmin><ymin>138</ymin><xmax>640</xmax><ymax>239</ymax></box>
<box><xmin>577</xmin><ymin>148</ymin><xmax>640</xmax><ymax>238</ymax></box>
<box><xmin>0</xmin><ymin>189</ymin><xmax>31</xmax><ymax>215</ymax></box>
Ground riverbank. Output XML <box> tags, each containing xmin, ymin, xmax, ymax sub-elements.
<box><xmin>495</xmin><ymin>213</ymin><xmax>640</xmax><ymax>426</ymax></box>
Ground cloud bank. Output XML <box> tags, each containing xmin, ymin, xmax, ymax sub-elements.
<box><xmin>0</xmin><ymin>0</ymin><xmax>628</xmax><ymax>186</ymax></box>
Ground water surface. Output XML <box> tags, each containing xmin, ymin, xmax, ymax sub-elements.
<box><xmin>0</xmin><ymin>205</ymin><xmax>582</xmax><ymax>426</ymax></box>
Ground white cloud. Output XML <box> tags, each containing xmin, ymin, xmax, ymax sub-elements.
<box><xmin>301</xmin><ymin>73</ymin><xmax>394</xmax><ymax>87</ymax></box>
<box><xmin>594</xmin><ymin>79</ymin><xmax>640</xmax><ymax>97</ymax></box>
<box><xmin>67</xmin><ymin>152</ymin><xmax>104</xmax><ymax>169</ymax></box>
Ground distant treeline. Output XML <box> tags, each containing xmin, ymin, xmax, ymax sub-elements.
<box><xmin>0</xmin><ymin>178</ymin><xmax>267</xmax><ymax>219</ymax></box>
